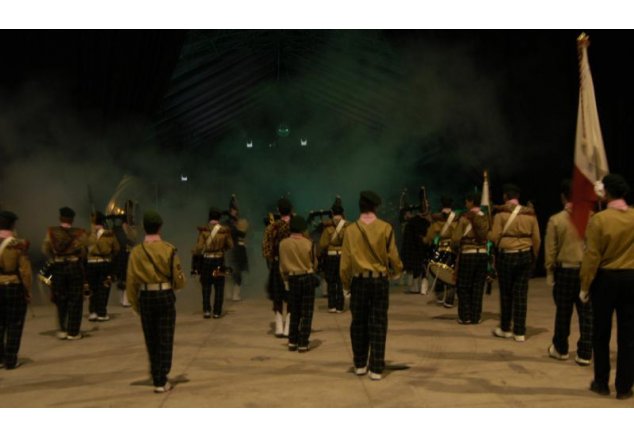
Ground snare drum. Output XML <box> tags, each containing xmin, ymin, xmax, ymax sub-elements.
<box><xmin>427</xmin><ymin>247</ymin><xmax>456</xmax><ymax>286</ymax></box>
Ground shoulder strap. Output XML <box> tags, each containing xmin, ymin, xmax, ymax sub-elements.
<box><xmin>331</xmin><ymin>219</ymin><xmax>346</xmax><ymax>243</ymax></box>
<box><xmin>205</xmin><ymin>224</ymin><xmax>222</xmax><ymax>250</ymax></box>
<box><xmin>0</xmin><ymin>237</ymin><xmax>16</xmax><ymax>261</ymax></box>
<box><xmin>502</xmin><ymin>205</ymin><xmax>522</xmax><ymax>235</ymax></box>
<box><xmin>141</xmin><ymin>243</ymin><xmax>173</xmax><ymax>282</ymax></box>
<box><xmin>355</xmin><ymin>222</ymin><xmax>386</xmax><ymax>267</ymax></box>
<box><xmin>440</xmin><ymin>211</ymin><xmax>456</xmax><ymax>237</ymax></box>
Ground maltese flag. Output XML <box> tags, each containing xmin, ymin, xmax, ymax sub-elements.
<box><xmin>571</xmin><ymin>33</ymin><xmax>609</xmax><ymax>237</ymax></box>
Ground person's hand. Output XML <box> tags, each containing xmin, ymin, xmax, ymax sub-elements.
<box><xmin>546</xmin><ymin>273</ymin><xmax>555</xmax><ymax>287</ymax></box>
<box><xmin>579</xmin><ymin>290</ymin><xmax>590</xmax><ymax>304</ymax></box>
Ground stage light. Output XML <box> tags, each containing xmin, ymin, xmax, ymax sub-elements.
<box><xmin>180</xmin><ymin>175</ymin><xmax>188</xmax><ymax>182</ymax></box>
<box><xmin>246</xmin><ymin>140</ymin><xmax>253</xmax><ymax>148</ymax></box>
<box><xmin>277</xmin><ymin>123</ymin><xmax>290</xmax><ymax>137</ymax></box>
<box><xmin>300</xmin><ymin>138</ymin><xmax>308</xmax><ymax>146</ymax></box>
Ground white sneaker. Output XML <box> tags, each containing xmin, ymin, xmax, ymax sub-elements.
<box><xmin>328</xmin><ymin>308</ymin><xmax>337</xmax><ymax>313</ymax></box>
<box><xmin>97</xmin><ymin>315</ymin><xmax>110</xmax><ymax>322</ymax></box>
<box><xmin>513</xmin><ymin>334</ymin><xmax>526</xmax><ymax>342</ymax></box>
<box><xmin>548</xmin><ymin>344</ymin><xmax>569</xmax><ymax>360</ymax></box>
<box><xmin>66</xmin><ymin>333</ymin><xmax>83</xmax><ymax>341</ymax></box>
<box><xmin>369</xmin><ymin>372</ymin><xmax>382</xmax><ymax>381</ymax></box>
<box><xmin>88</xmin><ymin>313</ymin><xmax>98</xmax><ymax>321</ymax></box>
<box><xmin>575</xmin><ymin>355</ymin><xmax>591</xmax><ymax>366</ymax></box>
<box><xmin>355</xmin><ymin>366</ymin><xmax>368</xmax><ymax>376</ymax></box>
<box><xmin>492</xmin><ymin>327</ymin><xmax>513</xmax><ymax>339</ymax></box>
<box><xmin>154</xmin><ymin>382</ymin><xmax>173</xmax><ymax>393</ymax></box>
<box><xmin>56</xmin><ymin>331</ymin><xmax>68</xmax><ymax>340</ymax></box>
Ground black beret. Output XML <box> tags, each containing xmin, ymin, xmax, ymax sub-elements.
<box><xmin>0</xmin><ymin>211</ymin><xmax>18</xmax><ymax>229</ymax></box>
<box><xmin>603</xmin><ymin>174</ymin><xmax>630</xmax><ymax>199</ymax></box>
<box><xmin>208</xmin><ymin>207</ymin><xmax>222</xmax><ymax>221</ymax></box>
<box><xmin>464</xmin><ymin>191</ymin><xmax>481</xmax><ymax>205</ymax></box>
<box><xmin>59</xmin><ymin>206</ymin><xmax>76</xmax><ymax>219</ymax></box>
<box><xmin>331</xmin><ymin>197</ymin><xmax>344</xmax><ymax>215</ymax></box>
<box><xmin>290</xmin><ymin>215</ymin><xmax>307</xmax><ymax>233</ymax></box>
<box><xmin>502</xmin><ymin>184</ymin><xmax>521</xmax><ymax>196</ymax></box>
<box><xmin>94</xmin><ymin>211</ymin><xmax>106</xmax><ymax>225</ymax></box>
<box><xmin>360</xmin><ymin>190</ymin><xmax>381</xmax><ymax>207</ymax></box>
<box><xmin>440</xmin><ymin>195</ymin><xmax>453</xmax><ymax>208</ymax></box>
<box><xmin>278</xmin><ymin>198</ymin><xmax>293</xmax><ymax>213</ymax></box>
<box><xmin>143</xmin><ymin>210</ymin><xmax>163</xmax><ymax>229</ymax></box>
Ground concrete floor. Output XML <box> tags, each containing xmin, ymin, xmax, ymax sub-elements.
<box><xmin>1</xmin><ymin>277</ymin><xmax>631</xmax><ymax>408</ymax></box>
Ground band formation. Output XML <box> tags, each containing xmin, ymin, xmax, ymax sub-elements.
<box><xmin>0</xmin><ymin>174</ymin><xmax>633</xmax><ymax>401</ymax></box>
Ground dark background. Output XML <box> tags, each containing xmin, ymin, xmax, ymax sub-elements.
<box><xmin>1</xmin><ymin>30</ymin><xmax>632</xmax><ymax>275</ymax></box>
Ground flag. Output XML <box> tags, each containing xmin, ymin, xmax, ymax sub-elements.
<box><xmin>481</xmin><ymin>170</ymin><xmax>491</xmax><ymax>214</ymax></box>
<box><xmin>571</xmin><ymin>33</ymin><xmax>609</xmax><ymax>236</ymax></box>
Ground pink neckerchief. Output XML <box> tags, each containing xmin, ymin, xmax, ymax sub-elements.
<box><xmin>470</xmin><ymin>207</ymin><xmax>481</xmax><ymax>213</ymax></box>
<box><xmin>94</xmin><ymin>225</ymin><xmax>103</xmax><ymax>231</ymax></box>
<box><xmin>0</xmin><ymin>230</ymin><xmax>14</xmax><ymax>238</ymax></box>
<box><xmin>360</xmin><ymin>212</ymin><xmax>377</xmax><ymax>224</ymax></box>
<box><xmin>441</xmin><ymin>208</ymin><xmax>452</xmax><ymax>214</ymax></box>
<box><xmin>291</xmin><ymin>233</ymin><xmax>304</xmax><ymax>239</ymax></box>
<box><xmin>281</xmin><ymin>215</ymin><xmax>291</xmax><ymax>223</ymax></box>
<box><xmin>608</xmin><ymin>199</ymin><xmax>629</xmax><ymax>211</ymax></box>
<box><xmin>60</xmin><ymin>222</ymin><xmax>72</xmax><ymax>229</ymax></box>
<box><xmin>144</xmin><ymin>234</ymin><xmax>162</xmax><ymax>243</ymax></box>
<box><xmin>507</xmin><ymin>199</ymin><xmax>520</xmax><ymax>206</ymax></box>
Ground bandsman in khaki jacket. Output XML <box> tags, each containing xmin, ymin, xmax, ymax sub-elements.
<box><xmin>423</xmin><ymin>196</ymin><xmax>458</xmax><ymax>306</ymax></box>
<box><xmin>544</xmin><ymin>180</ymin><xmax>592</xmax><ymax>366</ymax></box>
<box><xmin>451</xmin><ymin>191</ymin><xmax>489</xmax><ymax>325</ymax></box>
<box><xmin>86</xmin><ymin>211</ymin><xmax>120</xmax><ymax>322</ymax></box>
<box><xmin>579</xmin><ymin>174</ymin><xmax>634</xmax><ymax>400</ymax></box>
<box><xmin>488</xmin><ymin>184</ymin><xmax>540</xmax><ymax>342</ymax></box>
<box><xmin>126</xmin><ymin>210</ymin><xmax>185</xmax><ymax>393</ymax></box>
<box><xmin>192</xmin><ymin>207</ymin><xmax>233</xmax><ymax>319</ymax></box>
<box><xmin>0</xmin><ymin>211</ymin><xmax>32</xmax><ymax>369</ymax></box>
<box><xmin>280</xmin><ymin>216</ymin><xmax>318</xmax><ymax>352</ymax></box>
<box><xmin>340</xmin><ymin>191</ymin><xmax>403</xmax><ymax>381</ymax></box>
<box><xmin>318</xmin><ymin>197</ymin><xmax>348</xmax><ymax>313</ymax></box>
<box><xmin>42</xmin><ymin>207</ymin><xmax>88</xmax><ymax>341</ymax></box>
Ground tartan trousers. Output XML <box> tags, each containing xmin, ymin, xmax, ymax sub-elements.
<box><xmin>456</xmin><ymin>253</ymin><xmax>488</xmax><ymax>323</ymax></box>
<box><xmin>590</xmin><ymin>270</ymin><xmax>634</xmax><ymax>395</ymax></box>
<box><xmin>350</xmin><ymin>277</ymin><xmax>389</xmax><ymax>374</ymax></box>
<box><xmin>0</xmin><ymin>284</ymin><xmax>28</xmax><ymax>368</ymax></box>
<box><xmin>267</xmin><ymin>259</ymin><xmax>288</xmax><ymax>313</ymax></box>
<box><xmin>288</xmin><ymin>275</ymin><xmax>316</xmax><ymax>348</ymax></box>
<box><xmin>552</xmin><ymin>267</ymin><xmax>592</xmax><ymax>359</ymax></box>
<box><xmin>52</xmin><ymin>262</ymin><xmax>85</xmax><ymax>336</ymax></box>
<box><xmin>200</xmin><ymin>258</ymin><xmax>225</xmax><ymax>315</ymax></box>
<box><xmin>87</xmin><ymin>261</ymin><xmax>112</xmax><ymax>317</ymax></box>
<box><xmin>139</xmin><ymin>290</ymin><xmax>176</xmax><ymax>387</ymax></box>
<box><xmin>324</xmin><ymin>255</ymin><xmax>344</xmax><ymax>311</ymax></box>
<box><xmin>496</xmin><ymin>251</ymin><xmax>532</xmax><ymax>336</ymax></box>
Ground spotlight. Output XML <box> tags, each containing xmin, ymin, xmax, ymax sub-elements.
<box><xmin>300</xmin><ymin>138</ymin><xmax>308</xmax><ymax>146</ymax></box>
<box><xmin>277</xmin><ymin>123</ymin><xmax>290</xmax><ymax>138</ymax></box>
<box><xmin>180</xmin><ymin>175</ymin><xmax>188</xmax><ymax>182</ymax></box>
<box><xmin>246</xmin><ymin>140</ymin><xmax>253</xmax><ymax>149</ymax></box>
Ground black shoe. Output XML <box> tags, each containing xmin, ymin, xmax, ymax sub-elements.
<box><xmin>298</xmin><ymin>346</ymin><xmax>309</xmax><ymax>353</ymax></box>
<box><xmin>203</xmin><ymin>312</ymin><xmax>211</xmax><ymax>319</ymax></box>
<box><xmin>5</xmin><ymin>361</ymin><xmax>22</xmax><ymax>370</ymax></box>
<box><xmin>288</xmin><ymin>343</ymin><xmax>298</xmax><ymax>352</ymax></box>
<box><xmin>212</xmin><ymin>314</ymin><xmax>221</xmax><ymax>319</ymax></box>
<box><xmin>616</xmin><ymin>390</ymin><xmax>633</xmax><ymax>400</ymax></box>
<box><xmin>590</xmin><ymin>381</ymin><xmax>610</xmax><ymax>396</ymax></box>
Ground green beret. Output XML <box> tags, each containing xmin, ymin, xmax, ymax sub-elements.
<box><xmin>143</xmin><ymin>210</ymin><xmax>163</xmax><ymax>229</ymax></box>
<box><xmin>0</xmin><ymin>211</ymin><xmax>18</xmax><ymax>229</ymax></box>
<box><xmin>603</xmin><ymin>174</ymin><xmax>630</xmax><ymax>198</ymax></box>
<box><xmin>331</xmin><ymin>197</ymin><xmax>344</xmax><ymax>215</ymax></box>
<box><xmin>290</xmin><ymin>215</ymin><xmax>307</xmax><ymax>233</ymax></box>
<box><xmin>360</xmin><ymin>190</ymin><xmax>381</xmax><ymax>207</ymax></box>
<box><xmin>208</xmin><ymin>207</ymin><xmax>222</xmax><ymax>221</ymax></box>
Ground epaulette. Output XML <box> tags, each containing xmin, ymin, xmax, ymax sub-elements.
<box><xmin>10</xmin><ymin>238</ymin><xmax>30</xmax><ymax>251</ymax></box>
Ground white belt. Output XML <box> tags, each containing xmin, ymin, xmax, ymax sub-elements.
<box><xmin>288</xmin><ymin>269</ymin><xmax>314</xmax><ymax>276</ymax></box>
<box><xmin>87</xmin><ymin>257</ymin><xmax>110</xmax><ymax>263</ymax></box>
<box><xmin>461</xmin><ymin>248</ymin><xmax>487</xmax><ymax>254</ymax></box>
<box><xmin>500</xmin><ymin>248</ymin><xmax>531</xmax><ymax>254</ymax></box>
<box><xmin>140</xmin><ymin>282</ymin><xmax>172</xmax><ymax>291</ymax></box>
<box><xmin>203</xmin><ymin>253</ymin><xmax>224</xmax><ymax>259</ymax></box>
<box><xmin>559</xmin><ymin>262</ymin><xmax>581</xmax><ymax>269</ymax></box>
<box><xmin>355</xmin><ymin>271</ymin><xmax>387</xmax><ymax>279</ymax></box>
<box><xmin>238</xmin><ymin>242</ymin><xmax>246</xmax><ymax>246</ymax></box>
<box><xmin>327</xmin><ymin>250</ymin><xmax>342</xmax><ymax>256</ymax></box>
<box><xmin>54</xmin><ymin>256</ymin><xmax>79</xmax><ymax>262</ymax></box>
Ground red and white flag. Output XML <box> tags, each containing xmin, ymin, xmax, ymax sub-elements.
<box><xmin>571</xmin><ymin>33</ymin><xmax>609</xmax><ymax>236</ymax></box>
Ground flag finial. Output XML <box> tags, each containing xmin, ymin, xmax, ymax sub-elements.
<box><xmin>577</xmin><ymin>33</ymin><xmax>590</xmax><ymax>48</ymax></box>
